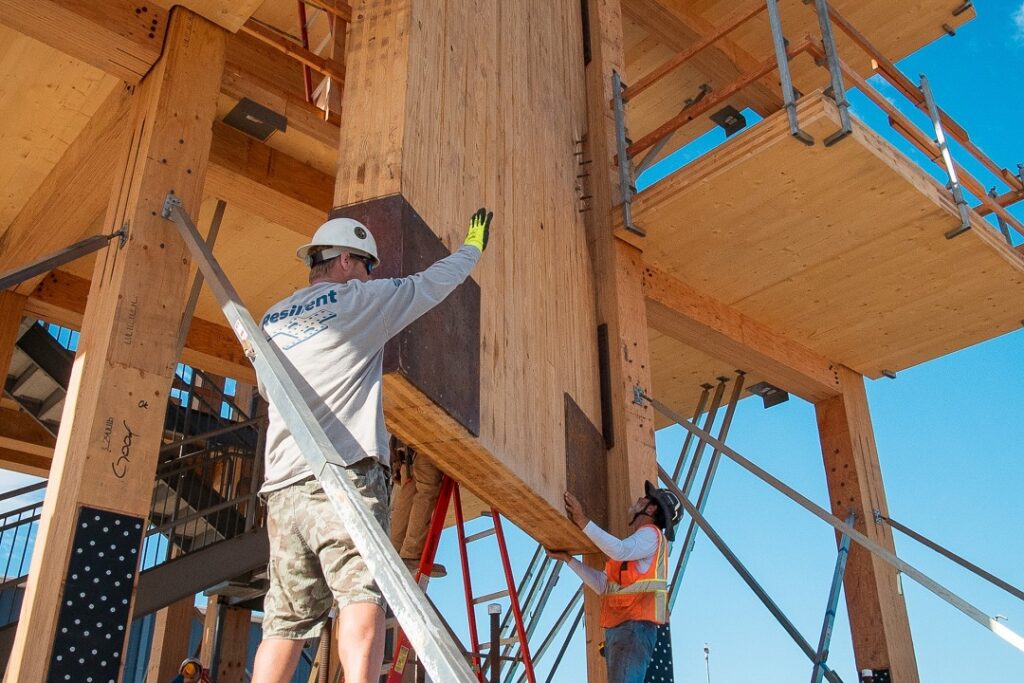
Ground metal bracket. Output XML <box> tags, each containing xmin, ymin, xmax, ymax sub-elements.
<box><xmin>633</xmin><ymin>384</ymin><xmax>648</xmax><ymax>406</ymax></box>
<box><xmin>952</xmin><ymin>1</ymin><xmax>973</xmax><ymax>17</ymax></box>
<box><xmin>612</xmin><ymin>70</ymin><xmax>645</xmax><ymax>237</ymax></box>
<box><xmin>161</xmin><ymin>193</ymin><xmax>184</xmax><ymax>219</ymax></box>
<box><xmin>989</xmin><ymin>188</ymin><xmax>1014</xmax><ymax>246</ymax></box>
<box><xmin>873</xmin><ymin>509</ymin><xmax>884</xmax><ymax>525</ymax></box>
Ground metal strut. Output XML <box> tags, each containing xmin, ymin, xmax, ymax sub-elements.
<box><xmin>0</xmin><ymin>229</ymin><xmax>127</xmax><ymax>291</ymax></box>
<box><xmin>161</xmin><ymin>194</ymin><xmax>477</xmax><ymax>683</ymax></box>
<box><xmin>919</xmin><ymin>74</ymin><xmax>973</xmax><ymax>238</ymax></box>
<box><xmin>766</xmin><ymin>0</ymin><xmax>814</xmax><ymax>145</ymax></box>
<box><xmin>811</xmin><ymin>513</ymin><xmax>854</xmax><ymax>683</ymax></box>
<box><xmin>808</xmin><ymin>0</ymin><xmax>852</xmax><ymax>146</ymax></box>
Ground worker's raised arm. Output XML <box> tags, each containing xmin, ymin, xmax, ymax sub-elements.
<box><xmin>372</xmin><ymin>208</ymin><xmax>492</xmax><ymax>340</ymax></box>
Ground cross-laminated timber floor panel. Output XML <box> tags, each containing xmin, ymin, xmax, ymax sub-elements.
<box><xmin>626</xmin><ymin>92</ymin><xmax>1024</xmax><ymax>418</ymax></box>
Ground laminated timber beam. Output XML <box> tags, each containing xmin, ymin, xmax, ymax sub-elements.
<box><xmin>815</xmin><ymin>365</ymin><xmax>919</xmax><ymax>682</ymax></box>
<box><xmin>0</xmin><ymin>406</ymin><xmax>55</xmax><ymax>477</ymax></box>
<box><xmin>23</xmin><ymin>270</ymin><xmax>255</xmax><ymax>384</ymax></box>
<box><xmin>0</xmin><ymin>292</ymin><xmax>27</xmax><ymax>387</ymax></box>
<box><xmin>642</xmin><ymin>262</ymin><xmax>841</xmax><ymax>402</ymax></box>
<box><xmin>1</xmin><ymin>110</ymin><xmax>332</xmax><ymax>297</ymax></box>
<box><xmin>6</xmin><ymin>11</ymin><xmax>226</xmax><ymax>680</ymax></box>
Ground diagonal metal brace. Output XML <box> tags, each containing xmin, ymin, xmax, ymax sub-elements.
<box><xmin>0</xmin><ymin>229</ymin><xmax>127</xmax><ymax>291</ymax></box>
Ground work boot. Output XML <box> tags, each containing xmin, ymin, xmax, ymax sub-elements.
<box><xmin>402</xmin><ymin>558</ymin><xmax>448</xmax><ymax>578</ymax></box>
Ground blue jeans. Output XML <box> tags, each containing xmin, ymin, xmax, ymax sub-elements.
<box><xmin>605</xmin><ymin>620</ymin><xmax>658</xmax><ymax>683</ymax></box>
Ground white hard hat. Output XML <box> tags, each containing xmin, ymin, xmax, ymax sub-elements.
<box><xmin>296</xmin><ymin>217</ymin><xmax>380</xmax><ymax>267</ymax></box>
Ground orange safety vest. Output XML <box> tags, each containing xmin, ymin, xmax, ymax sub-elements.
<box><xmin>599</xmin><ymin>524</ymin><xmax>669</xmax><ymax>629</ymax></box>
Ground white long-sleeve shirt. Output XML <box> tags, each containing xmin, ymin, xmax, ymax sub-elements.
<box><xmin>566</xmin><ymin>522</ymin><xmax>660</xmax><ymax>594</ymax></box>
<box><xmin>258</xmin><ymin>245</ymin><xmax>481</xmax><ymax>493</ymax></box>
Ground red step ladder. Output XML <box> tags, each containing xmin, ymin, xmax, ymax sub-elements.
<box><xmin>388</xmin><ymin>475</ymin><xmax>537</xmax><ymax>683</ymax></box>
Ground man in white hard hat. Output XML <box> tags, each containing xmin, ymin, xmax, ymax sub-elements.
<box><xmin>251</xmin><ymin>208</ymin><xmax>493</xmax><ymax>683</ymax></box>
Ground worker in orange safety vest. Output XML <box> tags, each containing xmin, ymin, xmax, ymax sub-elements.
<box><xmin>547</xmin><ymin>481</ymin><xmax>681</xmax><ymax>683</ymax></box>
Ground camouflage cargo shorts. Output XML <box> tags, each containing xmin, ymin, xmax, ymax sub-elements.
<box><xmin>262</xmin><ymin>458</ymin><xmax>390</xmax><ymax>640</ymax></box>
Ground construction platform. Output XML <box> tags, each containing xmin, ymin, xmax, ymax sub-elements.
<box><xmin>621</xmin><ymin>92</ymin><xmax>1024</xmax><ymax>420</ymax></box>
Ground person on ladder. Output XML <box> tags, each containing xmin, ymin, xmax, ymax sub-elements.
<box><xmin>251</xmin><ymin>208</ymin><xmax>493</xmax><ymax>683</ymax></box>
<box><xmin>389</xmin><ymin>436</ymin><xmax>447</xmax><ymax>577</ymax></box>
<box><xmin>547</xmin><ymin>482</ymin><xmax>681</xmax><ymax>683</ymax></box>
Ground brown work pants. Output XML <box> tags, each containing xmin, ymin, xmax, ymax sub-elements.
<box><xmin>389</xmin><ymin>454</ymin><xmax>443</xmax><ymax>560</ymax></box>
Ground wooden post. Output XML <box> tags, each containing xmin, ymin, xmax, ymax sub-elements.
<box><xmin>5</xmin><ymin>9</ymin><xmax>226</xmax><ymax>681</ymax></box>
<box><xmin>201</xmin><ymin>596</ymin><xmax>251</xmax><ymax>683</ymax></box>
<box><xmin>146</xmin><ymin>596</ymin><xmax>198</xmax><ymax>682</ymax></box>
<box><xmin>815</xmin><ymin>365</ymin><xmax>919</xmax><ymax>681</ymax></box>
<box><xmin>0</xmin><ymin>291</ymin><xmax>27</xmax><ymax>386</ymax></box>
<box><xmin>579</xmin><ymin>1</ymin><xmax>657</xmax><ymax>681</ymax></box>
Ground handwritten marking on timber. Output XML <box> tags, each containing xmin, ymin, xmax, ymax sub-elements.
<box><xmin>101</xmin><ymin>417</ymin><xmax>114</xmax><ymax>453</ymax></box>
<box><xmin>111</xmin><ymin>420</ymin><xmax>138</xmax><ymax>479</ymax></box>
<box><xmin>122</xmin><ymin>296</ymin><xmax>139</xmax><ymax>345</ymax></box>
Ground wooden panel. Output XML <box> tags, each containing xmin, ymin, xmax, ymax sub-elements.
<box><xmin>0</xmin><ymin>0</ymin><xmax>168</xmax><ymax>83</ymax></box>
<box><xmin>621</xmin><ymin>0</ymin><xmax>974</xmax><ymax>163</ymax></box>
<box><xmin>0</xmin><ymin>406</ymin><xmax>55</xmax><ymax>473</ymax></box>
<box><xmin>0</xmin><ymin>292</ymin><xmax>27</xmax><ymax>385</ymax></box>
<box><xmin>0</xmin><ymin>27</ymin><xmax>119</xmax><ymax>233</ymax></box>
<box><xmin>626</xmin><ymin>93</ymin><xmax>1024</xmax><ymax>379</ymax></box>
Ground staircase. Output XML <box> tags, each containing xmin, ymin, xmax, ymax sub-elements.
<box><xmin>0</xmin><ymin>321</ymin><xmax>272</xmax><ymax>669</ymax></box>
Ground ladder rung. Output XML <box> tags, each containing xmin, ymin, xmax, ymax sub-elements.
<box><xmin>473</xmin><ymin>589</ymin><xmax>509</xmax><ymax>604</ymax></box>
<box><xmin>464</xmin><ymin>528</ymin><xmax>496</xmax><ymax>543</ymax></box>
<box><xmin>477</xmin><ymin>637</ymin><xmax>519</xmax><ymax>650</ymax></box>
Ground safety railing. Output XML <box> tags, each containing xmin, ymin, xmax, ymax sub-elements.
<box><xmin>0</xmin><ymin>482</ymin><xmax>47</xmax><ymax>626</ymax></box>
<box><xmin>615</xmin><ymin>0</ymin><xmax>1024</xmax><ymax>245</ymax></box>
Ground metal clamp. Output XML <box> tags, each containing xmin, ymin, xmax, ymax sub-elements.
<box><xmin>766</xmin><ymin>0</ymin><xmax>814</xmax><ymax>146</ymax></box>
<box><xmin>919</xmin><ymin>74</ymin><xmax>972</xmax><ymax>239</ymax></box>
<box><xmin>612</xmin><ymin>70</ymin><xmax>645</xmax><ymax>236</ymax></box>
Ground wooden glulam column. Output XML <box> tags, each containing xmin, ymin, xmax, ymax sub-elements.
<box><xmin>5</xmin><ymin>10</ymin><xmax>226</xmax><ymax>681</ymax></box>
<box><xmin>815</xmin><ymin>365</ymin><xmax>919</xmax><ymax>682</ymax></box>
<box><xmin>200</xmin><ymin>596</ymin><xmax>251</xmax><ymax>683</ymax></box>
<box><xmin>579</xmin><ymin>0</ymin><xmax>657</xmax><ymax>681</ymax></box>
<box><xmin>146</xmin><ymin>596</ymin><xmax>198</xmax><ymax>682</ymax></box>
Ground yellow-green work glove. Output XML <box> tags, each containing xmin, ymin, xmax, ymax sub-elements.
<box><xmin>465</xmin><ymin>207</ymin><xmax>493</xmax><ymax>253</ymax></box>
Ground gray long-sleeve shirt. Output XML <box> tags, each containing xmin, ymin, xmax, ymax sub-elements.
<box><xmin>258</xmin><ymin>245</ymin><xmax>481</xmax><ymax>493</ymax></box>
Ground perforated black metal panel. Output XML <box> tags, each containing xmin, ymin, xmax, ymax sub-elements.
<box><xmin>644</xmin><ymin>623</ymin><xmax>674</xmax><ymax>683</ymax></box>
<box><xmin>48</xmin><ymin>507</ymin><xmax>144</xmax><ymax>683</ymax></box>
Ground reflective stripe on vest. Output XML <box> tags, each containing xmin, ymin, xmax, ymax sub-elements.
<box><xmin>599</xmin><ymin>525</ymin><xmax>669</xmax><ymax>628</ymax></box>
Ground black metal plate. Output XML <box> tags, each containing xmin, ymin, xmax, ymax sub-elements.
<box><xmin>331</xmin><ymin>196</ymin><xmax>482</xmax><ymax>436</ymax></box>
<box><xmin>48</xmin><ymin>507</ymin><xmax>144</xmax><ymax>683</ymax></box>
<box><xmin>644</xmin><ymin>623</ymin><xmax>675</xmax><ymax>683</ymax></box>
<box><xmin>564</xmin><ymin>393</ymin><xmax>607</xmax><ymax>529</ymax></box>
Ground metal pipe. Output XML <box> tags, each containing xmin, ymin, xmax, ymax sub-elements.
<box><xmin>765</xmin><ymin>0</ymin><xmax>814</xmax><ymax>145</ymax></box>
<box><xmin>657</xmin><ymin>465</ymin><xmax>843</xmax><ymax>683</ymax></box>
<box><xmin>175</xmin><ymin>199</ymin><xmax>226</xmax><ymax>357</ymax></box>
<box><xmin>810</xmin><ymin>0</ymin><xmax>852</xmax><ymax>145</ymax></box>
<box><xmin>882</xmin><ymin>514</ymin><xmax>1024</xmax><ymax>603</ymax></box>
<box><xmin>0</xmin><ymin>481</ymin><xmax>47</xmax><ymax>505</ymax></box>
<box><xmin>642</xmin><ymin>391</ymin><xmax>1024</xmax><ymax>653</ymax></box>
<box><xmin>0</xmin><ymin>230</ymin><xmax>123</xmax><ymax>291</ymax></box>
<box><xmin>517</xmin><ymin>589</ymin><xmax>583</xmax><ymax>681</ymax></box>
<box><xmin>489</xmin><ymin>604</ymin><xmax>503</xmax><ymax>683</ymax></box>
<box><xmin>164</xmin><ymin>194</ymin><xmax>477</xmax><ymax>683</ymax></box>
<box><xmin>920</xmin><ymin>74</ymin><xmax>972</xmax><ymax>238</ymax></box>
<box><xmin>810</xmin><ymin>513</ymin><xmax>854</xmax><ymax>683</ymax></box>
<box><xmin>670</xmin><ymin>384</ymin><xmax>712</xmax><ymax>484</ymax></box>
<box><xmin>668</xmin><ymin>372</ymin><xmax>745</xmax><ymax>610</ymax></box>
<box><xmin>159</xmin><ymin>415</ymin><xmax>266</xmax><ymax>453</ymax></box>
<box><xmin>678</xmin><ymin>378</ymin><xmax>728</xmax><ymax>495</ymax></box>
<box><xmin>542</xmin><ymin>606</ymin><xmax>584</xmax><ymax>683</ymax></box>
<box><xmin>989</xmin><ymin>188</ymin><xmax>1014</xmax><ymax>246</ymax></box>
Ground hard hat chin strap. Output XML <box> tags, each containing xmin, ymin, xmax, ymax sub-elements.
<box><xmin>307</xmin><ymin>246</ymin><xmax>347</xmax><ymax>267</ymax></box>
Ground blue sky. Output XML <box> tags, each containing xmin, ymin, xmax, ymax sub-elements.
<box><xmin>427</xmin><ymin>4</ymin><xmax>1024</xmax><ymax>683</ymax></box>
<box><xmin>1</xmin><ymin>4</ymin><xmax>1020</xmax><ymax>682</ymax></box>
